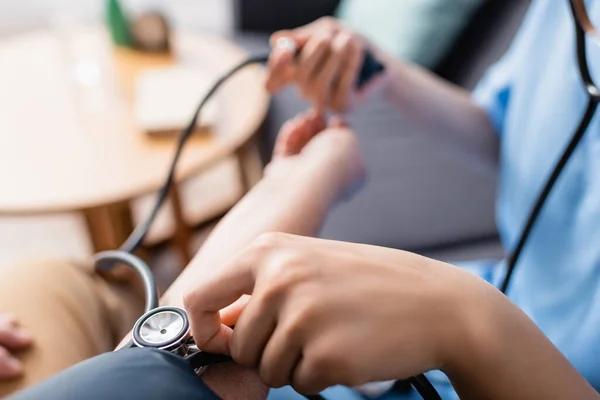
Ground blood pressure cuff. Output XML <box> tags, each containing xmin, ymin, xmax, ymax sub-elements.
<box><xmin>9</xmin><ymin>348</ymin><xmax>220</xmax><ymax>400</ymax></box>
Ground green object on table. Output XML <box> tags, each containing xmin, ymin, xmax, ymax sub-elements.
<box><xmin>107</xmin><ymin>0</ymin><xmax>133</xmax><ymax>47</ymax></box>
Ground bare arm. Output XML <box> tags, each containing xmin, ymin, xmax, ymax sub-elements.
<box><xmin>162</xmin><ymin>152</ymin><xmax>347</xmax><ymax>307</ymax></box>
<box><xmin>448</xmin><ymin>278</ymin><xmax>599</xmax><ymax>400</ymax></box>
<box><xmin>119</xmin><ymin>117</ymin><xmax>362</xmax><ymax>399</ymax></box>
<box><xmin>374</xmin><ymin>51</ymin><xmax>500</xmax><ymax>165</ymax></box>
<box><xmin>183</xmin><ymin>229</ymin><xmax>599</xmax><ymax>400</ymax></box>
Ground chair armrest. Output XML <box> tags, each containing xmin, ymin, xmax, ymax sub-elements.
<box><xmin>232</xmin><ymin>0</ymin><xmax>341</xmax><ymax>33</ymax></box>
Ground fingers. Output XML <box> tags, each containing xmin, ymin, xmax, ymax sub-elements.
<box><xmin>266</xmin><ymin>41</ymin><xmax>296</xmax><ymax>93</ymax></box>
<box><xmin>0</xmin><ymin>346</ymin><xmax>23</xmax><ymax>381</ymax></box>
<box><xmin>296</xmin><ymin>30</ymin><xmax>336</xmax><ymax>103</ymax></box>
<box><xmin>273</xmin><ymin>110</ymin><xmax>326</xmax><ymax>158</ymax></box>
<box><xmin>229</xmin><ymin>295</ymin><xmax>276</xmax><ymax>368</ymax></box>
<box><xmin>268</xmin><ymin>17</ymin><xmax>364</xmax><ymax>112</ymax></box>
<box><xmin>308</xmin><ymin>36</ymin><xmax>340</xmax><ymax>111</ymax></box>
<box><xmin>183</xmin><ymin>259</ymin><xmax>256</xmax><ymax>355</ymax></box>
<box><xmin>291</xmin><ymin>338</ymin><xmax>349</xmax><ymax>395</ymax></box>
<box><xmin>330</xmin><ymin>34</ymin><xmax>363</xmax><ymax>113</ymax></box>
<box><xmin>0</xmin><ymin>315</ymin><xmax>32</xmax><ymax>350</ymax></box>
<box><xmin>257</xmin><ymin>321</ymin><xmax>303</xmax><ymax>389</ymax></box>
<box><xmin>267</xmin><ymin>27</ymin><xmax>313</xmax><ymax>93</ymax></box>
<box><xmin>219</xmin><ymin>295</ymin><xmax>252</xmax><ymax>327</ymax></box>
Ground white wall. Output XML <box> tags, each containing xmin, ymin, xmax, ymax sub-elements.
<box><xmin>0</xmin><ymin>0</ymin><xmax>233</xmax><ymax>37</ymax></box>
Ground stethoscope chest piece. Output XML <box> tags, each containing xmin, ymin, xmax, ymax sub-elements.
<box><xmin>132</xmin><ymin>306</ymin><xmax>191</xmax><ymax>353</ymax></box>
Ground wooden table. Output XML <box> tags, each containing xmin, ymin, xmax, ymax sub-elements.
<box><xmin>0</xmin><ymin>27</ymin><xmax>269</xmax><ymax>263</ymax></box>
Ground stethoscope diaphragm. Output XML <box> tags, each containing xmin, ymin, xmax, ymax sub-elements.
<box><xmin>132</xmin><ymin>306</ymin><xmax>190</xmax><ymax>351</ymax></box>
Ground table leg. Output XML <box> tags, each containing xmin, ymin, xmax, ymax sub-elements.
<box><xmin>169</xmin><ymin>183</ymin><xmax>192</xmax><ymax>265</ymax></box>
<box><xmin>236</xmin><ymin>138</ymin><xmax>263</xmax><ymax>194</ymax></box>
<box><xmin>83</xmin><ymin>200</ymin><xmax>140</xmax><ymax>282</ymax></box>
<box><xmin>83</xmin><ymin>201</ymin><xmax>134</xmax><ymax>252</ymax></box>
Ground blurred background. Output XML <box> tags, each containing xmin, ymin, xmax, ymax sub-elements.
<box><xmin>0</xmin><ymin>0</ymin><xmax>235</xmax><ymax>276</ymax></box>
<box><xmin>0</xmin><ymin>0</ymin><xmax>233</xmax><ymax>37</ymax></box>
<box><xmin>0</xmin><ymin>0</ymin><xmax>530</xmax><ymax>281</ymax></box>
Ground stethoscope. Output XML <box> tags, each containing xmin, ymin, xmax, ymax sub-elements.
<box><xmin>92</xmin><ymin>1</ymin><xmax>598</xmax><ymax>399</ymax></box>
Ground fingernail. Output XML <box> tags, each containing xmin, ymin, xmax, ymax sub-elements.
<box><xmin>274</xmin><ymin>37</ymin><xmax>298</xmax><ymax>53</ymax></box>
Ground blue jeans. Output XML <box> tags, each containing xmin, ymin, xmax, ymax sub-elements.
<box><xmin>10</xmin><ymin>348</ymin><xmax>219</xmax><ymax>400</ymax></box>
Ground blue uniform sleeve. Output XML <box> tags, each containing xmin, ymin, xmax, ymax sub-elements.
<box><xmin>471</xmin><ymin>1</ymin><xmax>540</xmax><ymax>137</ymax></box>
<box><xmin>472</xmin><ymin>56</ymin><xmax>514</xmax><ymax>136</ymax></box>
<box><xmin>9</xmin><ymin>348</ymin><xmax>221</xmax><ymax>400</ymax></box>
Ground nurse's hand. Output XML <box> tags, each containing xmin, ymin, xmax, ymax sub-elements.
<box><xmin>266</xmin><ymin>17</ymin><xmax>384</xmax><ymax>113</ymax></box>
<box><xmin>184</xmin><ymin>234</ymin><xmax>482</xmax><ymax>394</ymax></box>
<box><xmin>0</xmin><ymin>314</ymin><xmax>32</xmax><ymax>381</ymax></box>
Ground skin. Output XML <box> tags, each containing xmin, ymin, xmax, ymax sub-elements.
<box><xmin>182</xmin><ymin>115</ymin><xmax>599</xmax><ymax>399</ymax></box>
<box><xmin>5</xmin><ymin>2</ymin><xmax>597</xmax><ymax>396</ymax></box>
<box><xmin>5</xmin><ymin>111</ymin><xmax>599</xmax><ymax>400</ymax></box>
<box><xmin>0</xmin><ymin>314</ymin><xmax>32</xmax><ymax>381</ymax></box>
<box><xmin>119</xmin><ymin>111</ymin><xmax>365</xmax><ymax>399</ymax></box>
<box><xmin>268</xmin><ymin>17</ymin><xmax>500</xmax><ymax>167</ymax></box>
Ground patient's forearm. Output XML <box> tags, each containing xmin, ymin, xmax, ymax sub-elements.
<box><xmin>162</xmin><ymin>154</ymin><xmax>341</xmax><ymax>306</ymax></box>
<box><xmin>116</xmin><ymin>154</ymin><xmax>342</xmax><ymax>399</ymax></box>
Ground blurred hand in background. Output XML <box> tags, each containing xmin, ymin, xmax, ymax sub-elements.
<box><xmin>266</xmin><ymin>17</ymin><xmax>380</xmax><ymax>113</ymax></box>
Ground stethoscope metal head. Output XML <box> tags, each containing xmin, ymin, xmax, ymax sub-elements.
<box><xmin>132</xmin><ymin>306</ymin><xmax>191</xmax><ymax>353</ymax></box>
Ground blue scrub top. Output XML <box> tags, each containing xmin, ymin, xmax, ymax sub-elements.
<box><xmin>473</xmin><ymin>0</ymin><xmax>600</xmax><ymax>389</ymax></box>
<box><xmin>270</xmin><ymin>1</ymin><xmax>600</xmax><ymax>399</ymax></box>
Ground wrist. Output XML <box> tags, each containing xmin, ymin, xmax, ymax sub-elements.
<box><xmin>440</xmin><ymin>273</ymin><xmax>510</xmax><ymax>378</ymax></box>
<box><xmin>266</xmin><ymin>152</ymin><xmax>350</xmax><ymax>204</ymax></box>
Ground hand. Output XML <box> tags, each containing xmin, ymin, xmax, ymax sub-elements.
<box><xmin>184</xmin><ymin>234</ymin><xmax>480</xmax><ymax>394</ymax></box>
<box><xmin>267</xmin><ymin>17</ymin><xmax>382</xmax><ymax>113</ymax></box>
<box><xmin>214</xmin><ymin>111</ymin><xmax>366</xmax><ymax>332</ymax></box>
<box><xmin>0</xmin><ymin>314</ymin><xmax>32</xmax><ymax>381</ymax></box>
<box><xmin>269</xmin><ymin>110</ymin><xmax>366</xmax><ymax>202</ymax></box>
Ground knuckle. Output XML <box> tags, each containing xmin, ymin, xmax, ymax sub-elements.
<box><xmin>333</xmin><ymin>33</ymin><xmax>352</xmax><ymax>54</ymax></box>
<box><xmin>293</xmin><ymin>370</ymin><xmax>325</xmax><ymax>396</ymax></box>
<box><xmin>261</xmin><ymin>257</ymin><xmax>307</xmax><ymax>302</ymax></box>
<box><xmin>259</xmin><ymin>364</ymin><xmax>286</xmax><ymax>388</ymax></box>
<box><xmin>291</xmin><ymin>298</ymin><xmax>319</xmax><ymax>326</ymax></box>
<box><xmin>293</xmin><ymin>381</ymin><xmax>320</xmax><ymax>396</ymax></box>
<box><xmin>280</xmin><ymin>311</ymin><xmax>310</xmax><ymax>343</ymax></box>
<box><xmin>309</xmin><ymin>353</ymin><xmax>340</xmax><ymax>379</ymax></box>
<box><xmin>294</xmin><ymin>354</ymin><xmax>340</xmax><ymax>394</ymax></box>
<box><xmin>319</xmin><ymin>16</ymin><xmax>338</xmax><ymax>30</ymax></box>
<box><xmin>230</xmin><ymin>339</ymin><xmax>251</xmax><ymax>367</ymax></box>
<box><xmin>251</xmin><ymin>232</ymin><xmax>286</xmax><ymax>255</ymax></box>
<box><xmin>313</xmin><ymin>36</ymin><xmax>331</xmax><ymax>53</ymax></box>
<box><xmin>182</xmin><ymin>289</ymin><xmax>198</xmax><ymax>314</ymax></box>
